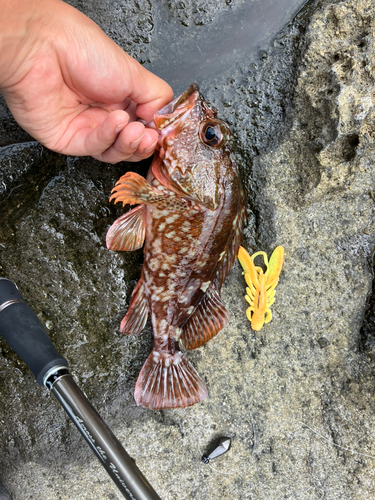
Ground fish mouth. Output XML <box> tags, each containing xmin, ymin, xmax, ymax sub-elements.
<box><xmin>157</xmin><ymin>83</ymin><xmax>199</xmax><ymax>116</ymax></box>
<box><xmin>145</xmin><ymin>83</ymin><xmax>200</xmax><ymax>131</ymax></box>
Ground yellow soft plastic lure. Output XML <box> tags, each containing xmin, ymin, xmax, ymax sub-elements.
<box><xmin>238</xmin><ymin>246</ymin><xmax>284</xmax><ymax>331</ymax></box>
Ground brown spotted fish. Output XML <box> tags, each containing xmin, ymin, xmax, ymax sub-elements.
<box><xmin>107</xmin><ymin>84</ymin><xmax>246</xmax><ymax>410</ymax></box>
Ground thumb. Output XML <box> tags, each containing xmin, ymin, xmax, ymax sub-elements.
<box><xmin>126</xmin><ymin>59</ymin><xmax>174</xmax><ymax>120</ymax></box>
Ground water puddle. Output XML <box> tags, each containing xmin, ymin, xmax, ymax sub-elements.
<box><xmin>146</xmin><ymin>0</ymin><xmax>309</xmax><ymax>93</ymax></box>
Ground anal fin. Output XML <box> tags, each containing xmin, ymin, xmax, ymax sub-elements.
<box><xmin>134</xmin><ymin>350</ymin><xmax>207</xmax><ymax>409</ymax></box>
<box><xmin>180</xmin><ymin>286</ymin><xmax>229</xmax><ymax>350</ymax></box>
<box><xmin>120</xmin><ymin>279</ymin><xmax>148</xmax><ymax>335</ymax></box>
<box><xmin>106</xmin><ymin>204</ymin><xmax>145</xmax><ymax>251</ymax></box>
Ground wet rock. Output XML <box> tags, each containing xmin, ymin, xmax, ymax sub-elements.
<box><xmin>0</xmin><ymin>102</ymin><xmax>32</xmax><ymax>148</ymax></box>
<box><xmin>164</xmin><ymin>0</ymin><xmax>239</xmax><ymax>27</ymax></box>
<box><xmin>1</xmin><ymin>0</ymin><xmax>375</xmax><ymax>499</ymax></box>
<box><xmin>66</xmin><ymin>0</ymin><xmax>154</xmax><ymax>63</ymax></box>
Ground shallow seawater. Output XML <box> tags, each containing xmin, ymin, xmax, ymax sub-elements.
<box><xmin>146</xmin><ymin>0</ymin><xmax>309</xmax><ymax>94</ymax></box>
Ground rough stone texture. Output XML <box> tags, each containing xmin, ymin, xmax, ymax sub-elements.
<box><xmin>163</xmin><ymin>0</ymin><xmax>240</xmax><ymax>27</ymax></box>
<box><xmin>1</xmin><ymin>0</ymin><xmax>375</xmax><ymax>499</ymax></box>
<box><xmin>66</xmin><ymin>0</ymin><xmax>154</xmax><ymax>63</ymax></box>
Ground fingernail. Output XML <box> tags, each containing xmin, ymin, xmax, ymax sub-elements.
<box><xmin>144</xmin><ymin>141</ymin><xmax>158</xmax><ymax>153</ymax></box>
<box><xmin>115</xmin><ymin>123</ymin><xmax>127</xmax><ymax>134</ymax></box>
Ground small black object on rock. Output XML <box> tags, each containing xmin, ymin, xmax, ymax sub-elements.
<box><xmin>202</xmin><ymin>436</ymin><xmax>232</xmax><ymax>464</ymax></box>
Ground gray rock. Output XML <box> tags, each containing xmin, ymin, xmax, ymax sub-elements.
<box><xmin>1</xmin><ymin>0</ymin><xmax>375</xmax><ymax>499</ymax></box>
<box><xmin>0</xmin><ymin>482</ymin><xmax>11</xmax><ymax>500</ymax></box>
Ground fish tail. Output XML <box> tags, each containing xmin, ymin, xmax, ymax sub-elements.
<box><xmin>134</xmin><ymin>350</ymin><xmax>207</xmax><ymax>410</ymax></box>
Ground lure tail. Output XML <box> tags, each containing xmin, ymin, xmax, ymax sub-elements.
<box><xmin>134</xmin><ymin>350</ymin><xmax>207</xmax><ymax>410</ymax></box>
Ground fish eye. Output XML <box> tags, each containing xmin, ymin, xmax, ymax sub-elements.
<box><xmin>205</xmin><ymin>126</ymin><xmax>217</xmax><ymax>142</ymax></box>
<box><xmin>199</xmin><ymin>120</ymin><xmax>229</xmax><ymax>148</ymax></box>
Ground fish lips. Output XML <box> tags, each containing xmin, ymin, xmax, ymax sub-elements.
<box><xmin>144</xmin><ymin>83</ymin><xmax>200</xmax><ymax>133</ymax></box>
<box><xmin>156</xmin><ymin>83</ymin><xmax>199</xmax><ymax>117</ymax></box>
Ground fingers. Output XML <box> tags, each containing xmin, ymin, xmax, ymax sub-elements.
<box><xmin>94</xmin><ymin>120</ymin><xmax>159</xmax><ymax>164</ymax></box>
<box><xmin>60</xmin><ymin>108</ymin><xmax>159</xmax><ymax>163</ymax></box>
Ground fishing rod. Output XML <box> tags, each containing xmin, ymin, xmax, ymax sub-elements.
<box><xmin>0</xmin><ymin>278</ymin><xmax>161</xmax><ymax>500</ymax></box>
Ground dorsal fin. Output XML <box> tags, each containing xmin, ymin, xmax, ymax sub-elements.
<box><xmin>214</xmin><ymin>205</ymin><xmax>247</xmax><ymax>289</ymax></box>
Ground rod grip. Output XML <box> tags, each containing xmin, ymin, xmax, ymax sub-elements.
<box><xmin>0</xmin><ymin>278</ymin><xmax>68</xmax><ymax>385</ymax></box>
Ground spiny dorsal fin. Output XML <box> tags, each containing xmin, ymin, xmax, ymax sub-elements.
<box><xmin>120</xmin><ymin>278</ymin><xmax>148</xmax><ymax>335</ymax></box>
<box><xmin>214</xmin><ymin>205</ymin><xmax>247</xmax><ymax>289</ymax></box>
<box><xmin>134</xmin><ymin>350</ymin><xmax>207</xmax><ymax>409</ymax></box>
<box><xmin>180</xmin><ymin>286</ymin><xmax>229</xmax><ymax>350</ymax></box>
<box><xmin>106</xmin><ymin>204</ymin><xmax>146</xmax><ymax>252</ymax></box>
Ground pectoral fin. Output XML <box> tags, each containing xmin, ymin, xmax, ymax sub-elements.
<box><xmin>110</xmin><ymin>171</ymin><xmax>191</xmax><ymax>212</ymax></box>
<box><xmin>106</xmin><ymin>204</ymin><xmax>146</xmax><ymax>251</ymax></box>
<box><xmin>110</xmin><ymin>172</ymin><xmax>156</xmax><ymax>206</ymax></box>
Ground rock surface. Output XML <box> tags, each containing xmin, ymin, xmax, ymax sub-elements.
<box><xmin>1</xmin><ymin>0</ymin><xmax>375</xmax><ymax>499</ymax></box>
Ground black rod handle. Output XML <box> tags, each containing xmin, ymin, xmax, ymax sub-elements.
<box><xmin>0</xmin><ymin>278</ymin><xmax>68</xmax><ymax>385</ymax></box>
<box><xmin>0</xmin><ymin>279</ymin><xmax>163</xmax><ymax>500</ymax></box>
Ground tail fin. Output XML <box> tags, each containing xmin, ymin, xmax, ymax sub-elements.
<box><xmin>134</xmin><ymin>350</ymin><xmax>207</xmax><ymax>410</ymax></box>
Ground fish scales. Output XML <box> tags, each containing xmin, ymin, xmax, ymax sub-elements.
<box><xmin>107</xmin><ymin>84</ymin><xmax>246</xmax><ymax>409</ymax></box>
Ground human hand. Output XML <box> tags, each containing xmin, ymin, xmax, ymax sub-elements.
<box><xmin>0</xmin><ymin>0</ymin><xmax>173</xmax><ymax>163</ymax></box>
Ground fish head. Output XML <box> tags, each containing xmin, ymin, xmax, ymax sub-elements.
<box><xmin>150</xmin><ymin>84</ymin><xmax>232</xmax><ymax>210</ymax></box>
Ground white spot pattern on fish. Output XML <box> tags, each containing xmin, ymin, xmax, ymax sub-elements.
<box><xmin>107</xmin><ymin>84</ymin><xmax>246</xmax><ymax>410</ymax></box>
<box><xmin>200</xmin><ymin>281</ymin><xmax>211</xmax><ymax>292</ymax></box>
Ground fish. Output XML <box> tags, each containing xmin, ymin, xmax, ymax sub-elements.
<box><xmin>106</xmin><ymin>83</ymin><xmax>246</xmax><ymax>410</ymax></box>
